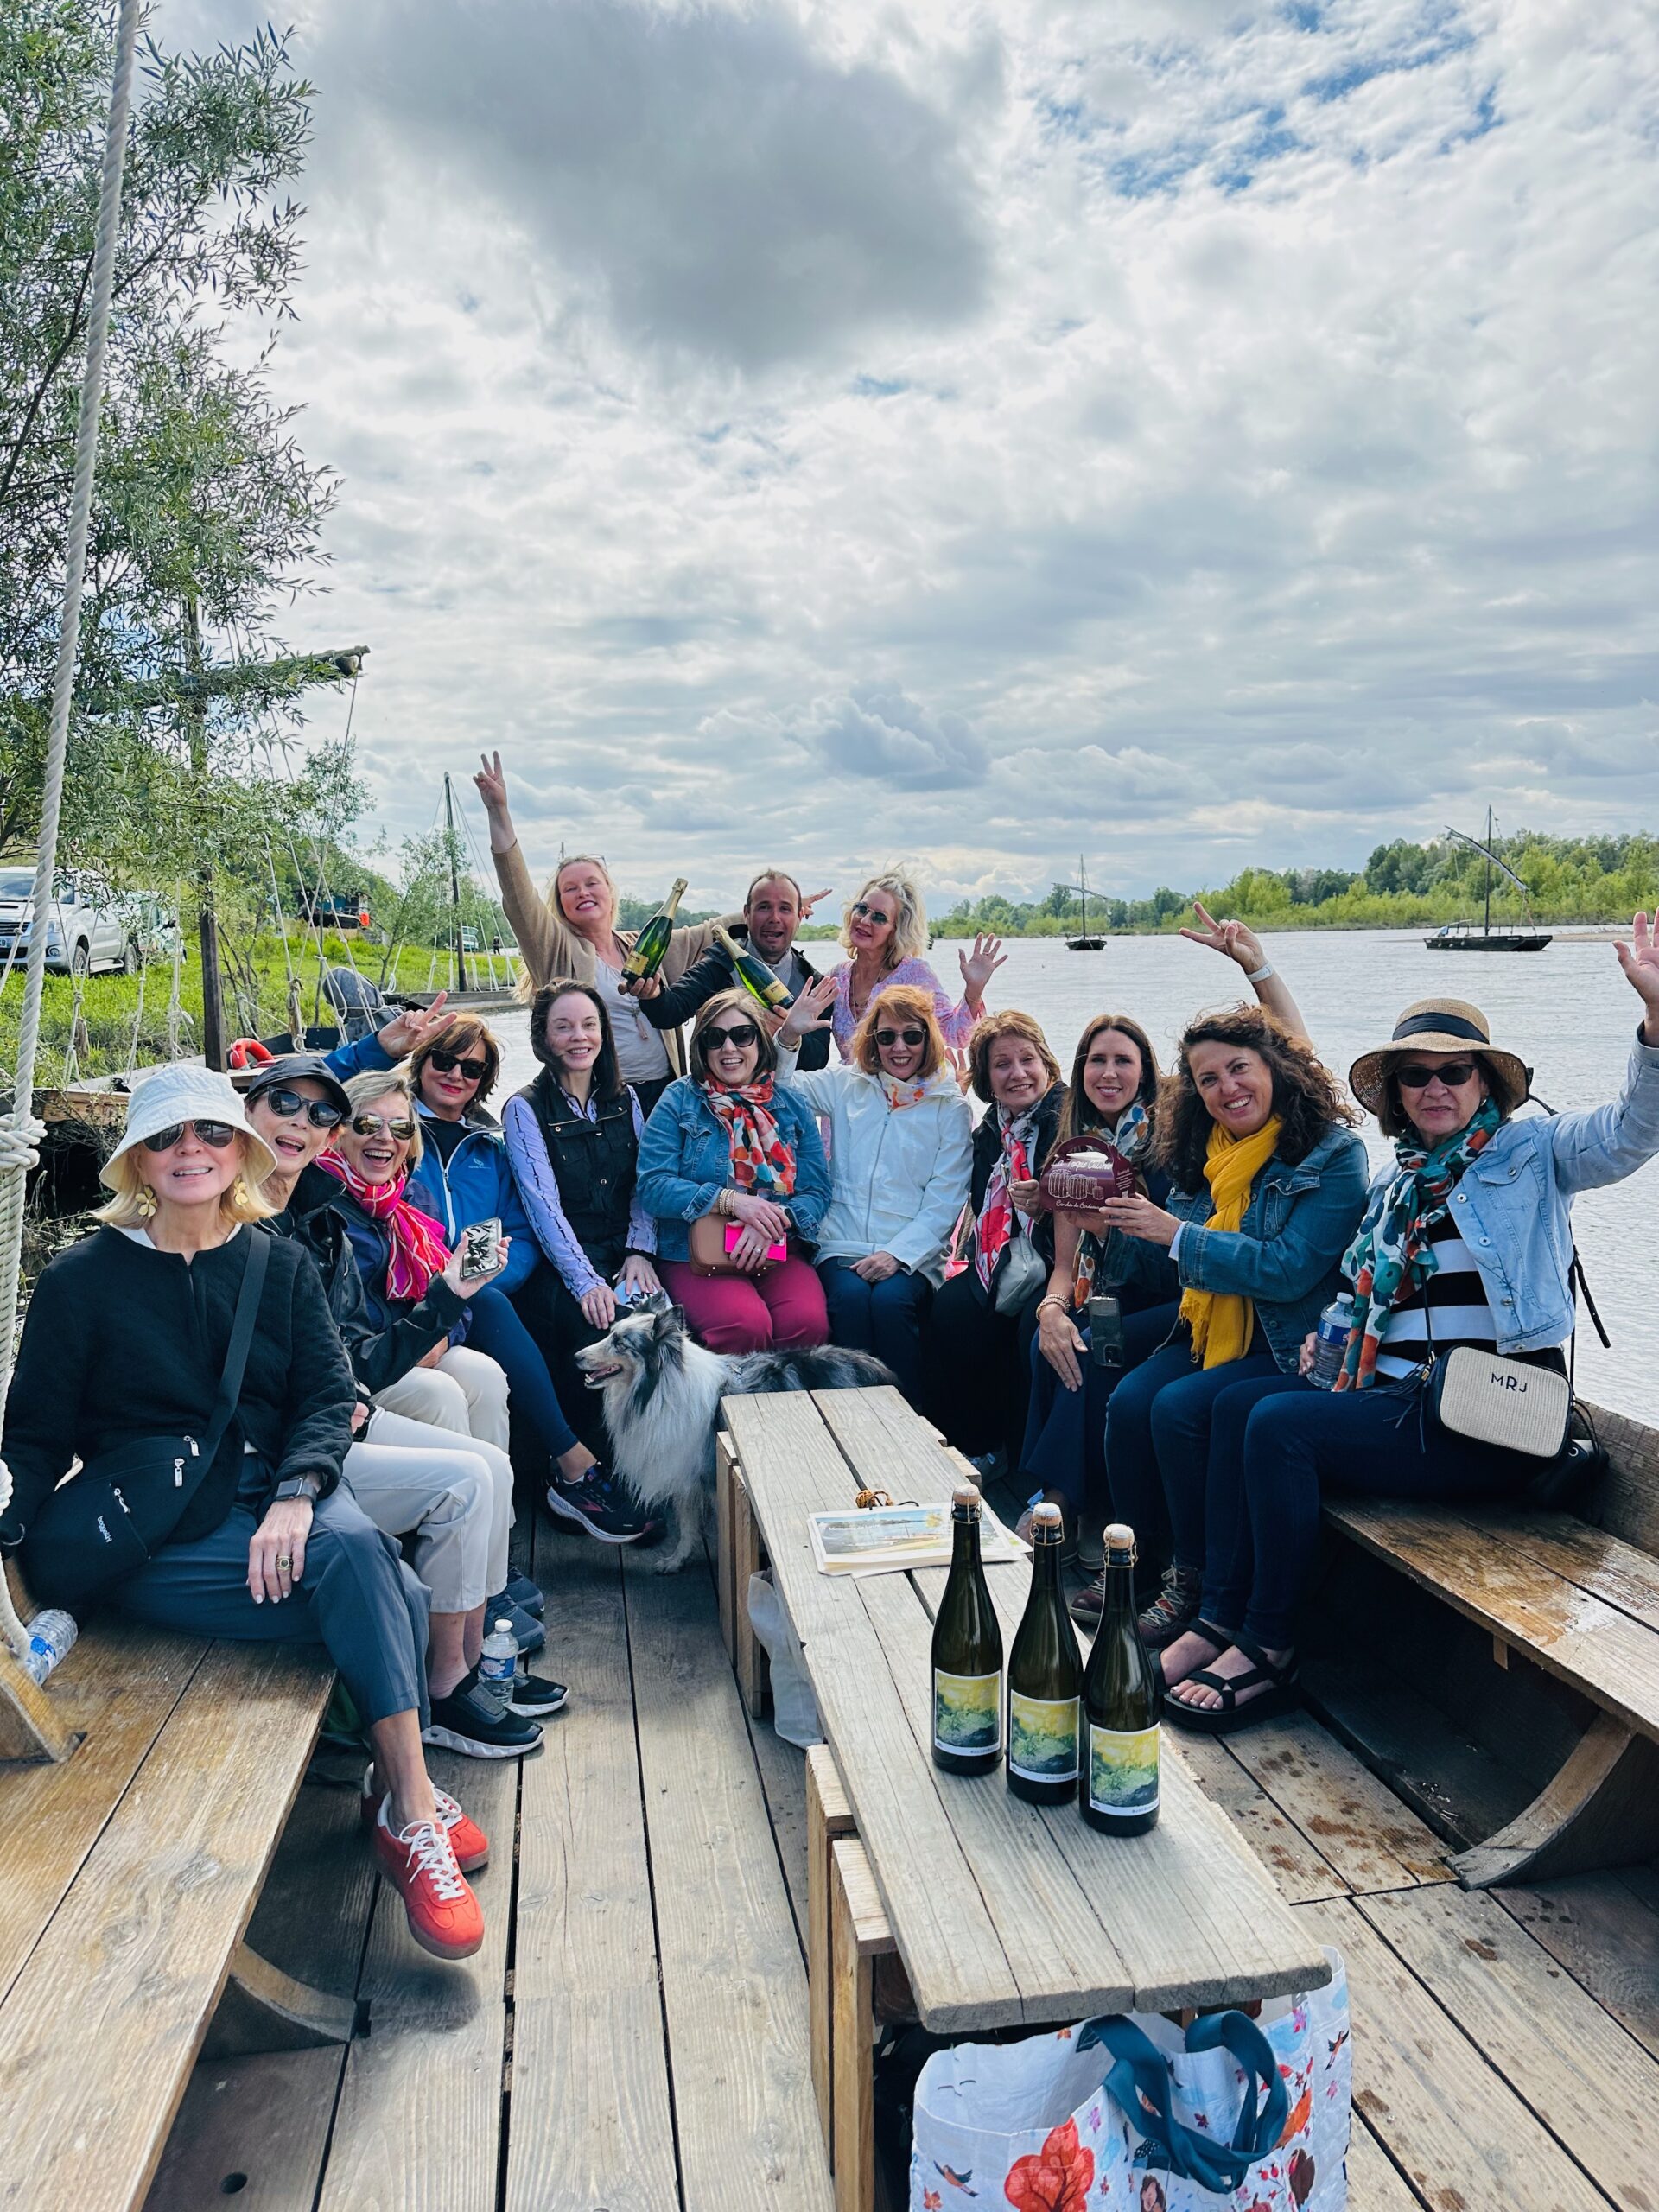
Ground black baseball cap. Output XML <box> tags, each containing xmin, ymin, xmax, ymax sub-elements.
<box><xmin>241</xmin><ymin>1052</ymin><xmax>353</xmax><ymax>1117</ymax></box>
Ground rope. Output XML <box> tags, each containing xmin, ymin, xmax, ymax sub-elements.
<box><xmin>0</xmin><ymin>0</ymin><xmax>142</xmax><ymax>1661</ymax></box>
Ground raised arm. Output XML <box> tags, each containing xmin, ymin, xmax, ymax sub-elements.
<box><xmin>474</xmin><ymin>750</ymin><xmax>575</xmax><ymax>988</ymax></box>
<box><xmin>1179</xmin><ymin>902</ymin><xmax>1309</xmax><ymax>1041</ymax></box>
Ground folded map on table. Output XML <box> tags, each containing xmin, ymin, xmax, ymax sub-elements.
<box><xmin>807</xmin><ymin>1500</ymin><xmax>1027</xmax><ymax>1577</ymax></box>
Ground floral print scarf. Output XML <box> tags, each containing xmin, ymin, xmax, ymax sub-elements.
<box><xmin>699</xmin><ymin>1076</ymin><xmax>798</xmax><ymax>1198</ymax></box>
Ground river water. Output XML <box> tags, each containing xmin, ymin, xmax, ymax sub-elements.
<box><xmin>493</xmin><ymin>926</ymin><xmax>1656</xmax><ymax>1423</ymax></box>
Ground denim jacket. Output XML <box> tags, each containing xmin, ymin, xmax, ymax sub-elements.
<box><xmin>635</xmin><ymin>1076</ymin><xmax>832</xmax><ymax>1263</ymax></box>
<box><xmin>1165</xmin><ymin>1124</ymin><xmax>1370</xmax><ymax>1372</ymax></box>
<box><xmin>1353</xmin><ymin>1026</ymin><xmax>1659</xmax><ymax>1355</ymax></box>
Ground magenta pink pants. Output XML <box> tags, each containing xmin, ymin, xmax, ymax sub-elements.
<box><xmin>659</xmin><ymin>1255</ymin><xmax>830</xmax><ymax>1355</ymax></box>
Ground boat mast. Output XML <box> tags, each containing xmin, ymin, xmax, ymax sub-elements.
<box><xmin>1077</xmin><ymin>855</ymin><xmax>1090</xmax><ymax>939</ymax></box>
<box><xmin>443</xmin><ymin>772</ymin><xmax>466</xmax><ymax>992</ymax></box>
<box><xmin>1484</xmin><ymin>805</ymin><xmax>1493</xmax><ymax>939</ymax></box>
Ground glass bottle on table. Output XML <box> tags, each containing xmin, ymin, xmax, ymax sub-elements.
<box><xmin>931</xmin><ymin>1482</ymin><xmax>1003</xmax><ymax>1776</ymax></box>
<box><xmin>1007</xmin><ymin>1502</ymin><xmax>1083</xmax><ymax>1804</ymax></box>
<box><xmin>620</xmin><ymin>877</ymin><xmax>689</xmax><ymax>982</ymax></box>
<box><xmin>1080</xmin><ymin>1522</ymin><xmax>1161</xmax><ymax>1834</ymax></box>
<box><xmin>711</xmin><ymin>921</ymin><xmax>792</xmax><ymax>1012</ymax></box>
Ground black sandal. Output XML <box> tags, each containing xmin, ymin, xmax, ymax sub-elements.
<box><xmin>1161</xmin><ymin>1630</ymin><xmax>1299</xmax><ymax>1735</ymax></box>
<box><xmin>1151</xmin><ymin>1618</ymin><xmax>1231</xmax><ymax>1692</ymax></box>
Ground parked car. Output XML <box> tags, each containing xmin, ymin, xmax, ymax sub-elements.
<box><xmin>0</xmin><ymin>868</ymin><xmax>144</xmax><ymax>976</ymax></box>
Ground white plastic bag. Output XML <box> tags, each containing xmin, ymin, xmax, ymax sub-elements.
<box><xmin>911</xmin><ymin>1948</ymin><xmax>1349</xmax><ymax>2212</ymax></box>
<box><xmin>746</xmin><ymin>1570</ymin><xmax>822</xmax><ymax>1748</ymax></box>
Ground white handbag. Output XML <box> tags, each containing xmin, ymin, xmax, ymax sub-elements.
<box><xmin>1429</xmin><ymin>1345</ymin><xmax>1571</xmax><ymax>1459</ymax></box>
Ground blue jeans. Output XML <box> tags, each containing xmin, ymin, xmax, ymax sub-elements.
<box><xmin>462</xmin><ymin>1284</ymin><xmax>581</xmax><ymax>1459</ymax></box>
<box><xmin>818</xmin><ymin>1260</ymin><xmax>931</xmax><ymax>1406</ymax></box>
<box><xmin>1103</xmin><ymin>1335</ymin><xmax>1281</xmax><ymax>1573</ymax></box>
<box><xmin>112</xmin><ymin>1471</ymin><xmax>430</xmax><ymax>1727</ymax></box>
<box><xmin>1020</xmin><ymin>1301</ymin><xmax>1179</xmax><ymax>1516</ymax></box>
<box><xmin>1202</xmin><ymin>1378</ymin><xmax>1535</xmax><ymax>1649</ymax></box>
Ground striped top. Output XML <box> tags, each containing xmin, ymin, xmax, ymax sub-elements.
<box><xmin>1368</xmin><ymin>1212</ymin><xmax>1567</xmax><ymax>1382</ymax></box>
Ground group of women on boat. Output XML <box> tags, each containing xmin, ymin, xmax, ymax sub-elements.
<box><xmin>3</xmin><ymin>742</ymin><xmax>1656</xmax><ymax>1967</ymax></box>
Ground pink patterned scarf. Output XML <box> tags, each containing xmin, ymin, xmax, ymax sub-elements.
<box><xmin>318</xmin><ymin>1154</ymin><xmax>451</xmax><ymax>1302</ymax></box>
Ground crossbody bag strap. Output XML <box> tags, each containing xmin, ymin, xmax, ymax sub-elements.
<box><xmin>195</xmin><ymin>1229</ymin><xmax>271</xmax><ymax>1469</ymax></box>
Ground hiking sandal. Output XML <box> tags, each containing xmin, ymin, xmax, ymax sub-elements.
<box><xmin>1162</xmin><ymin>1630</ymin><xmax>1299</xmax><ymax>1736</ymax></box>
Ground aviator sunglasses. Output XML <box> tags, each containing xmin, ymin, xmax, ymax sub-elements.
<box><xmin>351</xmin><ymin>1112</ymin><xmax>417</xmax><ymax>1139</ymax></box>
<box><xmin>874</xmin><ymin>1026</ymin><xmax>927</xmax><ymax>1049</ymax></box>
<box><xmin>849</xmin><ymin>899</ymin><xmax>893</xmax><ymax>922</ymax></box>
<box><xmin>257</xmin><ymin>1086</ymin><xmax>346</xmax><ymax>1129</ymax></box>
<box><xmin>428</xmin><ymin>1049</ymin><xmax>489</xmax><ymax>1080</ymax></box>
<box><xmin>702</xmin><ymin>1022</ymin><xmax>760</xmax><ymax>1051</ymax></box>
<box><xmin>1394</xmin><ymin>1059</ymin><xmax>1480</xmax><ymax>1090</ymax></box>
<box><xmin>140</xmin><ymin>1119</ymin><xmax>237</xmax><ymax>1153</ymax></box>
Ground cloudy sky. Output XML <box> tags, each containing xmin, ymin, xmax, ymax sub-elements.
<box><xmin>167</xmin><ymin>0</ymin><xmax>1657</xmax><ymax>908</ymax></box>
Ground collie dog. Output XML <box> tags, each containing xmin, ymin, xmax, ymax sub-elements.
<box><xmin>574</xmin><ymin>1294</ymin><xmax>894</xmax><ymax>1572</ymax></box>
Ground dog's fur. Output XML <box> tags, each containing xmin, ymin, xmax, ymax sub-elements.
<box><xmin>574</xmin><ymin>1294</ymin><xmax>895</xmax><ymax>1571</ymax></box>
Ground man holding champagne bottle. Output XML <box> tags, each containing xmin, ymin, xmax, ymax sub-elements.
<box><xmin>628</xmin><ymin>869</ymin><xmax>836</xmax><ymax>1071</ymax></box>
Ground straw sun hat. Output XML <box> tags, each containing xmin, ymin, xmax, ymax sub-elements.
<box><xmin>1348</xmin><ymin>998</ymin><xmax>1531</xmax><ymax>1117</ymax></box>
<box><xmin>99</xmin><ymin>1063</ymin><xmax>278</xmax><ymax>1190</ymax></box>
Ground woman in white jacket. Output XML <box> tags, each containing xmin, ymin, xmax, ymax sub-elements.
<box><xmin>779</xmin><ymin>981</ymin><xmax>973</xmax><ymax>1407</ymax></box>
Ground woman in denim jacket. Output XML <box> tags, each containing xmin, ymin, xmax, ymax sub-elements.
<box><xmin>1154</xmin><ymin>918</ymin><xmax>1659</xmax><ymax>1736</ymax></box>
<box><xmin>636</xmin><ymin>989</ymin><xmax>832</xmax><ymax>1353</ymax></box>
<box><xmin>1094</xmin><ymin>1001</ymin><xmax>1369</xmax><ymax>1658</ymax></box>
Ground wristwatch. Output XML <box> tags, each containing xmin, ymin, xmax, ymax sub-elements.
<box><xmin>272</xmin><ymin>1474</ymin><xmax>321</xmax><ymax>1504</ymax></box>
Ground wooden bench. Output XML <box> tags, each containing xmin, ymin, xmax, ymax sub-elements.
<box><xmin>0</xmin><ymin>1599</ymin><xmax>354</xmax><ymax>2212</ymax></box>
<box><xmin>720</xmin><ymin>1385</ymin><xmax>1333</xmax><ymax>2212</ymax></box>
<box><xmin>1321</xmin><ymin>1396</ymin><xmax>1659</xmax><ymax>1887</ymax></box>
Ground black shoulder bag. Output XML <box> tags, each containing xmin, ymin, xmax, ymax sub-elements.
<box><xmin>23</xmin><ymin>1231</ymin><xmax>271</xmax><ymax>1612</ymax></box>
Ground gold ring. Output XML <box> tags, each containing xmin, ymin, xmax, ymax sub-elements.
<box><xmin>276</xmin><ymin>1555</ymin><xmax>291</xmax><ymax>1570</ymax></box>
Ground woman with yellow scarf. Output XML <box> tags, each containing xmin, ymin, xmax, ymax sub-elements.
<box><xmin>1095</xmin><ymin>1000</ymin><xmax>1367</xmax><ymax>1713</ymax></box>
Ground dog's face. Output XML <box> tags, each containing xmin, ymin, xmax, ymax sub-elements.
<box><xmin>573</xmin><ymin>1292</ymin><xmax>688</xmax><ymax>1395</ymax></box>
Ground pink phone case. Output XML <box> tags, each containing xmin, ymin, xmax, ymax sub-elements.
<box><xmin>726</xmin><ymin>1222</ymin><xmax>787</xmax><ymax>1262</ymax></box>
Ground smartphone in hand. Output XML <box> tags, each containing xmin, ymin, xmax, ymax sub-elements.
<box><xmin>458</xmin><ymin>1217</ymin><xmax>505</xmax><ymax>1282</ymax></box>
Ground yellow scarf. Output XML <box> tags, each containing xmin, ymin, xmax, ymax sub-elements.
<box><xmin>1179</xmin><ymin>1115</ymin><xmax>1283</xmax><ymax>1370</ymax></box>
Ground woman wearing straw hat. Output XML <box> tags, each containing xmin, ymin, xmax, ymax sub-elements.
<box><xmin>1156</xmin><ymin>916</ymin><xmax>1659</xmax><ymax>1734</ymax></box>
<box><xmin>0</xmin><ymin>1065</ymin><xmax>489</xmax><ymax>1962</ymax></box>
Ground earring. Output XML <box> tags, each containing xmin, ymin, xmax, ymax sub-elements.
<box><xmin>232</xmin><ymin>1175</ymin><xmax>251</xmax><ymax>1209</ymax></box>
<box><xmin>136</xmin><ymin>1184</ymin><xmax>157</xmax><ymax>1221</ymax></box>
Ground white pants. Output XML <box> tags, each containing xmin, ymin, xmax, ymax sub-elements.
<box><xmin>374</xmin><ymin>1347</ymin><xmax>512</xmax><ymax>1455</ymax></box>
<box><xmin>342</xmin><ymin>1434</ymin><xmax>497</xmax><ymax>1615</ymax></box>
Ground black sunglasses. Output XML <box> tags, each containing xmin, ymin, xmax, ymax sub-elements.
<box><xmin>351</xmin><ymin>1113</ymin><xmax>417</xmax><ymax>1139</ymax></box>
<box><xmin>141</xmin><ymin>1120</ymin><xmax>238</xmax><ymax>1154</ymax></box>
<box><xmin>874</xmin><ymin>1027</ymin><xmax>927</xmax><ymax>1048</ymax></box>
<box><xmin>257</xmin><ymin>1086</ymin><xmax>346</xmax><ymax>1129</ymax></box>
<box><xmin>1394</xmin><ymin>1060</ymin><xmax>1480</xmax><ymax>1090</ymax></box>
<box><xmin>702</xmin><ymin>1023</ymin><xmax>760</xmax><ymax>1051</ymax></box>
<box><xmin>428</xmin><ymin>1049</ymin><xmax>488</xmax><ymax>1080</ymax></box>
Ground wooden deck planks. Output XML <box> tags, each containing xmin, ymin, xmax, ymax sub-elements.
<box><xmin>1499</xmin><ymin>1869</ymin><xmax>1659</xmax><ymax>2065</ymax></box>
<box><xmin>1224</xmin><ymin>1711</ymin><xmax>1454</xmax><ymax>1894</ymax></box>
<box><xmin>0</xmin><ymin>1642</ymin><xmax>333</xmax><ymax>2212</ymax></box>
<box><xmin>1167</xmin><ymin>1731</ymin><xmax>1353</xmax><ymax>1905</ymax></box>
<box><xmin>1360</xmin><ymin>1883</ymin><xmax>1659</xmax><ymax>2209</ymax></box>
<box><xmin>143</xmin><ymin>2047</ymin><xmax>344</xmax><ymax>2212</ymax></box>
<box><xmin>625</xmin><ymin>1544</ymin><xmax>833</xmax><ymax>2212</ymax></box>
<box><xmin>506</xmin><ymin>1541</ymin><xmax>678</xmax><ymax>2212</ymax></box>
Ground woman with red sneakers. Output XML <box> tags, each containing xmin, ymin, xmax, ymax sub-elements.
<box><xmin>0</xmin><ymin>1065</ymin><xmax>488</xmax><ymax>1964</ymax></box>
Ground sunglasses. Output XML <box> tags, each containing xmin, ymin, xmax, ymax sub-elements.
<box><xmin>257</xmin><ymin>1087</ymin><xmax>346</xmax><ymax>1129</ymax></box>
<box><xmin>874</xmin><ymin>1027</ymin><xmax>927</xmax><ymax>1048</ymax></box>
<box><xmin>350</xmin><ymin>1113</ymin><xmax>417</xmax><ymax>1139</ymax></box>
<box><xmin>428</xmin><ymin>1049</ymin><xmax>488</xmax><ymax>1080</ymax></box>
<box><xmin>1394</xmin><ymin>1060</ymin><xmax>1480</xmax><ymax>1091</ymax></box>
<box><xmin>702</xmin><ymin>1023</ymin><xmax>760</xmax><ymax>1051</ymax></box>
<box><xmin>849</xmin><ymin>900</ymin><xmax>893</xmax><ymax>923</ymax></box>
<box><xmin>140</xmin><ymin>1120</ymin><xmax>238</xmax><ymax>1154</ymax></box>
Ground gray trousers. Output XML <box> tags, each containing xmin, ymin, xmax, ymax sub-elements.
<box><xmin>112</xmin><ymin>1474</ymin><xmax>430</xmax><ymax>1728</ymax></box>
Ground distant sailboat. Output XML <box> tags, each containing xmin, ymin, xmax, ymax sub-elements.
<box><xmin>1425</xmin><ymin>811</ymin><xmax>1552</xmax><ymax>953</ymax></box>
<box><xmin>1066</xmin><ymin>857</ymin><xmax>1107</xmax><ymax>951</ymax></box>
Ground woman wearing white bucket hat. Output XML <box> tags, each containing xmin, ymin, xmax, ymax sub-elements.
<box><xmin>1155</xmin><ymin>915</ymin><xmax>1659</xmax><ymax>1736</ymax></box>
<box><xmin>0</xmin><ymin>1063</ymin><xmax>488</xmax><ymax>1962</ymax></box>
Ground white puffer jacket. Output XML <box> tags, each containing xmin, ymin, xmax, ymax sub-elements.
<box><xmin>780</xmin><ymin>1058</ymin><xmax>973</xmax><ymax>1281</ymax></box>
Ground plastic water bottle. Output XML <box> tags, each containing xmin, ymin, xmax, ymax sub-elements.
<box><xmin>21</xmin><ymin>1608</ymin><xmax>78</xmax><ymax>1687</ymax></box>
<box><xmin>1309</xmin><ymin>1294</ymin><xmax>1356</xmax><ymax>1391</ymax></box>
<box><xmin>478</xmin><ymin>1616</ymin><xmax>518</xmax><ymax>1714</ymax></box>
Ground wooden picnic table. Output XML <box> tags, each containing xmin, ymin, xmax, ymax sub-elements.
<box><xmin>718</xmin><ymin>1385</ymin><xmax>1332</xmax><ymax>2211</ymax></box>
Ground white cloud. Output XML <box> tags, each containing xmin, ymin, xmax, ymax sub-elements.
<box><xmin>165</xmin><ymin>0</ymin><xmax>1657</xmax><ymax>903</ymax></box>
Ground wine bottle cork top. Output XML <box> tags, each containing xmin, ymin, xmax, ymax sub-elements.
<box><xmin>951</xmin><ymin>1480</ymin><xmax>982</xmax><ymax>1509</ymax></box>
<box><xmin>1032</xmin><ymin>1503</ymin><xmax>1064</xmax><ymax>1533</ymax></box>
<box><xmin>1103</xmin><ymin>1522</ymin><xmax>1135</xmax><ymax>1548</ymax></box>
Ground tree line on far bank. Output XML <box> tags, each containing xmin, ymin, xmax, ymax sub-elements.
<box><xmin>928</xmin><ymin>832</ymin><xmax>1659</xmax><ymax>938</ymax></box>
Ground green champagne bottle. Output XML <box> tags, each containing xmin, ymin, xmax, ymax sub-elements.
<box><xmin>931</xmin><ymin>1482</ymin><xmax>1003</xmax><ymax>1776</ymax></box>
<box><xmin>1079</xmin><ymin>1522</ymin><xmax>1161</xmax><ymax>1834</ymax></box>
<box><xmin>711</xmin><ymin>921</ymin><xmax>792</xmax><ymax>1011</ymax></box>
<box><xmin>620</xmin><ymin>878</ymin><xmax>688</xmax><ymax>982</ymax></box>
<box><xmin>1007</xmin><ymin>1503</ymin><xmax>1083</xmax><ymax>1804</ymax></box>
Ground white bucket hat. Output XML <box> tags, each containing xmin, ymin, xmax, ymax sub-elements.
<box><xmin>100</xmin><ymin>1063</ymin><xmax>279</xmax><ymax>1190</ymax></box>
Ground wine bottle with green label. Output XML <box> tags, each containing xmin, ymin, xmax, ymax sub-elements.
<box><xmin>931</xmin><ymin>1482</ymin><xmax>1003</xmax><ymax>1775</ymax></box>
<box><xmin>620</xmin><ymin>878</ymin><xmax>688</xmax><ymax>982</ymax></box>
<box><xmin>712</xmin><ymin>920</ymin><xmax>792</xmax><ymax>1011</ymax></box>
<box><xmin>1007</xmin><ymin>1502</ymin><xmax>1083</xmax><ymax>1803</ymax></box>
<box><xmin>1079</xmin><ymin>1522</ymin><xmax>1161</xmax><ymax>1833</ymax></box>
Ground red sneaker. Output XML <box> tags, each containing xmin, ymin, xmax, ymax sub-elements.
<box><xmin>373</xmin><ymin>1802</ymin><xmax>486</xmax><ymax>1960</ymax></box>
<box><xmin>359</xmin><ymin>1765</ymin><xmax>489</xmax><ymax>1872</ymax></box>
